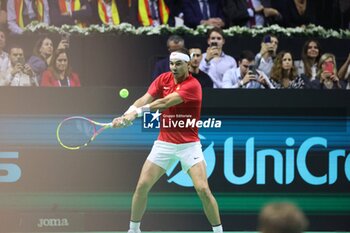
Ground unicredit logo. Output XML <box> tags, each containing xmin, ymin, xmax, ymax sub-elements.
<box><xmin>166</xmin><ymin>136</ymin><xmax>350</xmax><ymax>187</ymax></box>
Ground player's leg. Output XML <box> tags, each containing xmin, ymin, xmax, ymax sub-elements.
<box><xmin>188</xmin><ymin>161</ymin><xmax>223</xmax><ymax>233</ymax></box>
<box><xmin>131</xmin><ymin>160</ymin><xmax>166</xmax><ymax>221</ymax></box>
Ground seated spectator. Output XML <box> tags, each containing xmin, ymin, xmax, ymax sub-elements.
<box><xmin>200</xmin><ymin>27</ymin><xmax>237</xmax><ymax>88</ymax></box>
<box><xmin>41</xmin><ymin>49</ymin><xmax>80</xmax><ymax>87</ymax></box>
<box><xmin>339</xmin><ymin>0</ymin><xmax>350</xmax><ymax>29</ymax></box>
<box><xmin>49</xmin><ymin>0</ymin><xmax>92</xmax><ymax>27</ymax></box>
<box><xmin>165</xmin><ymin>0</ymin><xmax>183</xmax><ymax>26</ymax></box>
<box><xmin>315</xmin><ymin>0</ymin><xmax>342</xmax><ymax>29</ymax></box>
<box><xmin>294</xmin><ymin>39</ymin><xmax>321</xmax><ymax>88</ymax></box>
<box><xmin>90</xmin><ymin>0</ymin><xmax>122</xmax><ymax>26</ymax></box>
<box><xmin>27</xmin><ymin>36</ymin><xmax>69</xmax><ymax>83</ymax></box>
<box><xmin>255</xmin><ymin>34</ymin><xmax>278</xmax><ymax>77</ymax></box>
<box><xmin>189</xmin><ymin>46</ymin><xmax>213</xmax><ymax>88</ymax></box>
<box><xmin>222</xmin><ymin>0</ymin><xmax>281</xmax><ymax>27</ymax></box>
<box><xmin>0</xmin><ymin>1</ymin><xmax>7</xmax><ymax>30</ymax></box>
<box><xmin>281</xmin><ymin>0</ymin><xmax>317</xmax><ymax>27</ymax></box>
<box><xmin>152</xmin><ymin>34</ymin><xmax>185</xmax><ymax>79</ymax></box>
<box><xmin>182</xmin><ymin>0</ymin><xmax>225</xmax><ymax>28</ymax></box>
<box><xmin>7</xmin><ymin>0</ymin><xmax>50</xmax><ymax>35</ymax></box>
<box><xmin>222</xmin><ymin>50</ymin><xmax>272</xmax><ymax>89</ymax></box>
<box><xmin>256</xmin><ymin>0</ymin><xmax>283</xmax><ymax>26</ymax></box>
<box><xmin>338</xmin><ymin>53</ymin><xmax>350</xmax><ymax>89</ymax></box>
<box><xmin>0</xmin><ymin>29</ymin><xmax>9</xmax><ymax>75</ymax></box>
<box><xmin>137</xmin><ymin>0</ymin><xmax>172</xmax><ymax>27</ymax></box>
<box><xmin>311</xmin><ymin>53</ymin><xmax>345</xmax><ymax>89</ymax></box>
<box><xmin>258</xmin><ymin>202</ymin><xmax>308</xmax><ymax>233</ymax></box>
<box><xmin>270</xmin><ymin>51</ymin><xmax>304</xmax><ymax>89</ymax></box>
<box><xmin>222</xmin><ymin>0</ymin><xmax>251</xmax><ymax>27</ymax></box>
<box><xmin>1</xmin><ymin>45</ymin><xmax>38</xmax><ymax>86</ymax></box>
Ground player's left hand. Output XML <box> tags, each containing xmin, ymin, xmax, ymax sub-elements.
<box><xmin>112</xmin><ymin>116</ymin><xmax>133</xmax><ymax>128</ymax></box>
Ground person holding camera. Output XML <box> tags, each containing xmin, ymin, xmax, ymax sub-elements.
<box><xmin>200</xmin><ymin>27</ymin><xmax>237</xmax><ymax>88</ymax></box>
<box><xmin>1</xmin><ymin>45</ymin><xmax>38</xmax><ymax>86</ymax></box>
<box><xmin>310</xmin><ymin>53</ymin><xmax>345</xmax><ymax>90</ymax></box>
<box><xmin>255</xmin><ymin>34</ymin><xmax>279</xmax><ymax>77</ymax></box>
<box><xmin>222</xmin><ymin>50</ymin><xmax>273</xmax><ymax>89</ymax></box>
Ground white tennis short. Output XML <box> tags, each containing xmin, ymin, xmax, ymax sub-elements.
<box><xmin>147</xmin><ymin>140</ymin><xmax>206</xmax><ymax>172</ymax></box>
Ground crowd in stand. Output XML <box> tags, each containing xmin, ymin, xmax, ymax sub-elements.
<box><xmin>0</xmin><ymin>0</ymin><xmax>349</xmax><ymax>33</ymax></box>
<box><xmin>0</xmin><ymin>0</ymin><xmax>349</xmax><ymax>88</ymax></box>
<box><xmin>155</xmin><ymin>29</ymin><xmax>350</xmax><ymax>89</ymax></box>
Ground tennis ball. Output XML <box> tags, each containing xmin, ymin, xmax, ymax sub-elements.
<box><xmin>119</xmin><ymin>88</ymin><xmax>129</xmax><ymax>98</ymax></box>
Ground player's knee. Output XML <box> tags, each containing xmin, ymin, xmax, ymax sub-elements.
<box><xmin>135</xmin><ymin>180</ymin><xmax>152</xmax><ymax>195</ymax></box>
<box><xmin>195</xmin><ymin>185</ymin><xmax>212</xmax><ymax>199</ymax></box>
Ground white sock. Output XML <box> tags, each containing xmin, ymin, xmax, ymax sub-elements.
<box><xmin>212</xmin><ymin>224</ymin><xmax>223</xmax><ymax>233</ymax></box>
<box><xmin>129</xmin><ymin>221</ymin><xmax>141</xmax><ymax>231</ymax></box>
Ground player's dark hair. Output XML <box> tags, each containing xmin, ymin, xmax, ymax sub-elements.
<box><xmin>174</xmin><ymin>47</ymin><xmax>190</xmax><ymax>57</ymax></box>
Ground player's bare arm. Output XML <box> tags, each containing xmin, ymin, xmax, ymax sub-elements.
<box><xmin>112</xmin><ymin>92</ymin><xmax>184</xmax><ymax>128</ymax></box>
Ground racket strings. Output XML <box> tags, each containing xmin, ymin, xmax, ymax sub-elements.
<box><xmin>58</xmin><ymin>118</ymin><xmax>96</xmax><ymax>148</ymax></box>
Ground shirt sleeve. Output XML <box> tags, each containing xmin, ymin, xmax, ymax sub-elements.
<box><xmin>147</xmin><ymin>74</ymin><xmax>162</xmax><ymax>97</ymax></box>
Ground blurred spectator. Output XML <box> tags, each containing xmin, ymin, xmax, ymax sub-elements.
<box><xmin>281</xmin><ymin>0</ymin><xmax>317</xmax><ymax>28</ymax></box>
<box><xmin>90</xmin><ymin>0</ymin><xmax>122</xmax><ymax>26</ymax></box>
<box><xmin>338</xmin><ymin>53</ymin><xmax>350</xmax><ymax>89</ymax></box>
<box><xmin>90</xmin><ymin>0</ymin><xmax>145</xmax><ymax>26</ymax></box>
<box><xmin>27</xmin><ymin>36</ymin><xmax>69</xmax><ymax>83</ymax></box>
<box><xmin>311</xmin><ymin>53</ymin><xmax>345</xmax><ymax>89</ymax></box>
<box><xmin>256</xmin><ymin>0</ymin><xmax>283</xmax><ymax>26</ymax></box>
<box><xmin>200</xmin><ymin>27</ymin><xmax>237</xmax><ymax>88</ymax></box>
<box><xmin>182</xmin><ymin>0</ymin><xmax>225</xmax><ymax>28</ymax></box>
<box><xmin>0</xmin><ymin>0</ymin><xmax>7</xmax><ymax>29</ymax></box>
<box><xmin>258</xmin><ymin>202</ymin><xmax>308</xmax><ymax>233</ymax></box>
<box><xmin>41</xmin><ymin>49</ymin><xmax>80</xmax><ymax>87</ymax></box>
<box><xmin>294</xmin><ymin>39</ymin><xmax>321</xmax><ymax>87</ymax></box>
<box><xmin>222</xmin><ymin>0</ymin><xmax>251</xmax><ymax>27</ymax></box>
<box><xmin>1</xmin><ymin>45</ymin><xmax>38</xmax><ymax>86</ymax></box>
<box><xmin>7</xmin><ymin>0</ymin><xmax>50</xmax><ymax>34</ymax></box>
<box><xmin>165</xmin><ymin>0</ymin><xmax>183</xmax><ymax>26</ymax></box>
<box><xmin>315</xmin><ymin>0</ymin><xmax>341</xmax><ymax>29</ymax></box>
<box><xmin>255</xmin><ymin>34</ymin><xmax>278</xmax><ymax>77</ymax></box>
<box><xmin>152</xmin><ymin>34</ymin><xmax>184</xmax><ymax>79</ymax></box>
<box><xmin>189</xmin><ymin>46</ymin><xmax>213</xmax><ymax>88</ymax></box>
<box><xmin>137</xmin><ymin>0</ymin><xmax>171</xmax><ymax>27</ymax></box>
<box><xmin>222</xmin><ymin>0</ymin><xmax>281</xmax><ymax>27</ymax></box>
<box><xmin>339</xmin><ymin>0</ymin><xmax>350</xmax><ymax>29</ymax></box>
<box><xmin>0</xmin><ymin>29</ymin><xmax>9</xmax><ymax>74</ymax></box>
<box><xmin>270</xmin><ymin>51</ymin><xmax>304</xmax><ymax>89</ymax></box>
<box><xmin>222</xmin><ymin>50</ymin><xmax>271</xmax><ymax>89</ymax></box>
<box><xmin>49</xmin><ymin>0</ymin><xmax>92</xmax><ymax>27</ymax></box>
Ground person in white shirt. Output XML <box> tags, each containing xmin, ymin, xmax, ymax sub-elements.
<box><xmin>0</xmin><ymin>29</ymin><xmax>9</xmax><ymax>76</ymax></box>
<box><xmin>7</xmin><ymin>0</ymin><xmax>50</xmax><ymax>34</ymax></box>
<box><xmin>1</xmin><ymin>45</ymin><xmax>38</xmax><ymax>86</ymax></box>
<box><xmin>200</xmin><ymin>27</ymin><xmax>237</xmax><ymax>88</ymax></box>
<box><xmin>222</xmin><ymin>50</ymin><xmax>272</xmax><ymax>89</ymax></box>
<box><xmin>254</xmin><ymin>34</ymin><xmax>279</xmax><ymax>77</ymax></box>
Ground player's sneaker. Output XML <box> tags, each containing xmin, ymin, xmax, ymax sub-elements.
<box><xmin>127</xmin><ymin>229</ymin><xmax>141</xmax><ymax>233</ymax></box>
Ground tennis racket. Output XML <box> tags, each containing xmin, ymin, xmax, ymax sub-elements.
<box><xmin>56</xmin><ymin>116</ymin><xmax>114</xmax><ymax>150</ymax></box>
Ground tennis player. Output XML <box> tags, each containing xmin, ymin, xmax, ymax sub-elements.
<box><xmin>112</xmin><ymin>48</ymin><xmax>223</xmax><ymax>233</ymax></box>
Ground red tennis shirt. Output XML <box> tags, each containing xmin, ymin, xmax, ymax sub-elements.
<box><xmin>147</xmin><ymin>71</ymin><xmax>202</xmax><ymax>144</ymax></box>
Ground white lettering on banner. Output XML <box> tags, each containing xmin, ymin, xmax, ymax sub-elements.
<box><xmin>37</xmin><ymin>218</ymin><xmax>69</xmax><ymax>227</ymax></box>
<box><xmin>162</xmin><ymin>118</ymin><xmax>222</xmax><ymax>128</ymax></box>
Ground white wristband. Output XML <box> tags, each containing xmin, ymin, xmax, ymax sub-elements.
<box><xmin>124</xmin><ymin>105</ymin><xmax>137</xmax><ymax>115</ymax></box>
<box><xmin>136</xmin><ymin>104</ymin><xmax>151</xmax><ymax>117</ymax></box>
